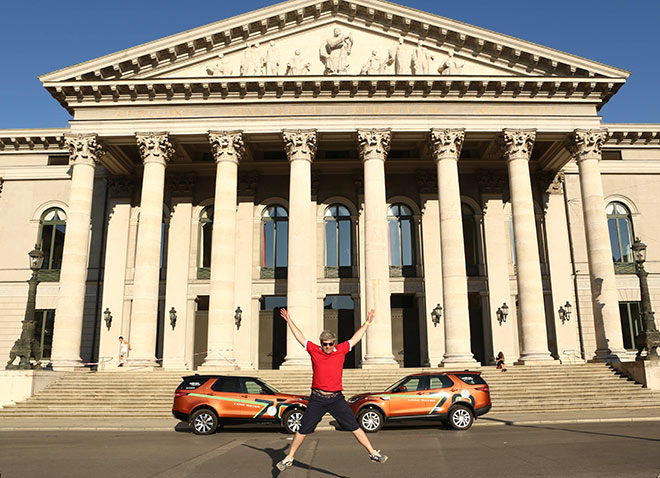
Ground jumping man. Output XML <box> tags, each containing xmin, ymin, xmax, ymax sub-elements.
<box><xmin>276</xmin><ymin>308</ymin><xmax>388</xmax><ymax>472</ymax></box>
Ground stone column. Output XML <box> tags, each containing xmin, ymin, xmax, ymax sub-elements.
<box><xmin>501</xmin><ymin>129</ymin><xmax>553</xmax><ymax>363</ymax></box>
<box><xmin>431</xmin><ymin>129</ymin><xmax>476</xmax><ymax>367</ymax></box>
<box><xmin>129</xmin><ymin>133</ymin><xmax>174</xmax><ymax>366</ymax></box>
<box><xmin>281</xmin><ymin>129</ymin><xmax>316</xmax><ymax>367</ymax></box>
<box><xmin>480</xmin><ymin>174</ymin><xmax>518</xmax><ymax>363</ymax></box>
<box><xmin>357</xmin><ymin>129</ymin><xmax>397</xmax><ymax>367</ymax></box>
<box><xmin>50</xmin><ymin>134</ymin><xmax>103</xmax><ymax>370</ymax></box>
<box><xmin>201</xmin><ymin>131</ymin><xmax>244</xmax><ymax>370</ymax></box>
<box><xmin>162</xmin><ymin>176</ymin><xmax>194</xmax><ymax>370</ymax></box>
<box><xmin>566</xmin><ymin>129</ymin><xmax>626</xmax><ymax>360</ymax></box>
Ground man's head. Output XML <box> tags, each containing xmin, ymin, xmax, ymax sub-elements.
<box><xmin>319</xmin><ymin>330</ymin><xmax>337</xmax><ymax>354</ymax></box>
<box><xmin>118</xmin><ymin>336</ymin><xmax>123</xmax><ymax>341</ymax></box>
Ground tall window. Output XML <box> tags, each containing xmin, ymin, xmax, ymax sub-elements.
<box><xmin>325</xmin><ymin>205</ymin><xmax>352</xmax><ymax>277</ymax></box>
<box><xmin>261</xmin><ymin>205</ymin><xmax>288</xmax><ymax>278</ymax></box>
<box><xmin>607</xmin><ymin>202</ymin><xmax>634</xmax><ymax>273</ymax></box>
<box><xmin>462</xmin><ymin>203</ymin><xmax>479</xmax><ymax>276</ymax></box>
<box><xmin>620</xmin><ymin>302</ymin><xmax>642</xmax><ymax>350</ymax></box>
<box><xmin>388</xmin><ymin>203</ymin><xmax>415</xmax><ymax>277</ymax></box>
<box><xmin>39</xmin><ymin>208</ymin><xmax>66</xmax><ymax>281</ymax></box>
<box><xmin>196</xmin><ymin>207</ymin><xmax>213</xmax><ymax>279</ymax></box>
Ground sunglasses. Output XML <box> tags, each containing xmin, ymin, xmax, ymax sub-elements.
<box><xmin>321</xmin><ymin>342</ymin><xmax>335</xmax><ymax>347</ymax></box>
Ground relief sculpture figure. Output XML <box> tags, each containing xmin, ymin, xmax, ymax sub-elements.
<box><xmin>387</xmin><ymin>37</ymin><xmax>413</xmax><ymax>74</ymax></box>
<box><xmin>438</xmin><ymin>52</ymin><xmax>465</xmax><ymax>75</ymax></box>
<box><xmin>320</xmin><ymin>27</ymin><xmax>353</xmax><ymax>74</ymax></box>
<box><xmin>360</xmin><ymin>50</ymin><xmax>386</xmax><ymax>75</ymax></box>
<box><xmin>264</xmin><ymin>40</ymin><xmax>280</xmax><ymax>75</ymax></box>
<box><xmin>241</xmin><ymin>42</ymin><xmax>261</xmax><ymax>76</ymax></box>
<box><xmin>286</xmin><ymin>50</ymin><xmax>311</xmax><ymax>75</ymax></box>
<box><xmin>206</xmin><ymin>53</ymin><xmax>232</xmax><ymax>76</ymax></box>
<box><xmin>412</xmin><ymin>40</ymin><xmax>434</xmax><ymax>75</ymax></box>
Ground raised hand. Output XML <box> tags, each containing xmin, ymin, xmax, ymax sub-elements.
<box><xmin>366</xmin><ymin>309</ymin><xmax>375</xmax><ymax>325</ymax></box>
<box><xmin>279</xmin><ymin>308</ymin><xmax>291</xmax><ymax>323</ymax></box>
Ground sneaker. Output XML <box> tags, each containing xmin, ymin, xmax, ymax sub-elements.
<box><xmin>369</xmin><ymin>450</ymin><xmax>388</xmax><ymax>464</ymax></box>
<box><xmin>276</xmin><ymin>457</ymin><xmax>294</xmax><ymax>471</ymax></box>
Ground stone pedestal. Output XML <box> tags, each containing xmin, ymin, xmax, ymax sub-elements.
<box><xmin>612</xmin><ymin>360</ymin><xmax>660</xmax><ymax>390</ymax></box>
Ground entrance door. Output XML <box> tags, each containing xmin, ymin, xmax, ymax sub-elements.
<box><xmin>391</xmin><ymin>294</ymin><xmax>421</xmax><ymax>367</ymax></box>
<box><xmin>34</xmin><ymin>309</ymin><xmax>55</xmax><ymax>361</ymax></box>
<box><xmin>259</xmin><ymin>296</ymin><xmax>287</xmax><ymax>369</ymax></box>
<box><xmin>193</xmin><ymin>296</ymin><xmax>209</xmax><ymax>369</ymax></box>
<box><xmin>468</xmin><ymin>292</ymin><xmax>485</xmax><ymax>365</ymax></box>
<box><xmin>323</xmin><ymin>295</ymin><xmax>356</xmax><ymax>368</ymax></box>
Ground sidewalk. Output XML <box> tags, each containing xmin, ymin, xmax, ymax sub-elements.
<box><xmin>1</xmin><ymin>407</ymin><xmax>660</xmax><ymax>432</ymax></box>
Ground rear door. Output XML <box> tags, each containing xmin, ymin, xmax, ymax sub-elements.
<box><xmin>210</xmin><ymin>377</ymin><xmax>256</xmax><ymax>418</ymax></box>
<box><xmin>426</xmin><ymin>375</ymin><xmax>455</xmax><ymax>415</ymax></box>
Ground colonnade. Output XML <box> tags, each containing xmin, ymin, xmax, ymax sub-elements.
<box><xmin>48</xmin><ymin>128</ymin><xmax>626</xmax><ymax>370</ymax></box>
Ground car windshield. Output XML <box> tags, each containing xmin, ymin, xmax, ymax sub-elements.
<box><xmin>258</xmin><ymin>379</ymin><xmax>280</xmax><ymax>394</ymax></box>
<box><xmin>384</xmin><ymin>376</ymin><xmax>409</xmax><ymax>392</ymax></box>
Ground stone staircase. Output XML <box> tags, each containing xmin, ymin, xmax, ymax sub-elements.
<box><xmin>0</xmin><ymin>363</ymin><xmax>658</xmax><ymax>418</ymax></box>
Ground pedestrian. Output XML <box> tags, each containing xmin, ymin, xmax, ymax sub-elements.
<box><xmin>496</xmin><ymin>351</ymin><xmax>507</xmax><ymax>372</ymax></box>
<box><xmin>118</xmin><ymin>336</ymin><xmax>130</xmax><ymax>367</ymax></box>
<box><xmin>276</xmin><ymin>308</ymin><xmax>388</xmax><ymax>472</ymax></box>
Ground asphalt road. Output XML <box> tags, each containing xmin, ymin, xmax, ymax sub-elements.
<box><xmin>1</xmin><ymin>422</ymin><xmax>659</xmax><ymax>478</ymax></box>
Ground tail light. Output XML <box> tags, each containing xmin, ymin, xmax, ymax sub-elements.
<box><xmin>174</xmin><ymin>391</ymin><xmax>189</xmax><ymax>398</ymax></box>
<box><xmin>475</xmin><ymin>386</ymin><xmax>489</xmax><ymax>392</ymax></box>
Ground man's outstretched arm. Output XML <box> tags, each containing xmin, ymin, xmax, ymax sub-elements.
<box><xmin>349</xmin><ymin>309</ymin><xmax>375</xmax><ymax>348</ymax></box>
<box><xmin>280</xmin><ymin>308</ymin><xmax>307</xmax><ymax>347</ymax></box>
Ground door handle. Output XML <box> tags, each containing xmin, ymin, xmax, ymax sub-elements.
<box><xmin>241</xmin><ymin>395</ymin><xmax>249</xmax><ymax>398</ymax></box>
<box><xmin>416</xmin><ymin>392</ymin><xmax>424</xmax><ymax>395</ymax></box>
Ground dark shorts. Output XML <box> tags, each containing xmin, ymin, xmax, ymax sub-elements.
<box><xmin>298</xmin><ymin>392</ymin><xmax>359</xmax><ymax>435</ymax></box>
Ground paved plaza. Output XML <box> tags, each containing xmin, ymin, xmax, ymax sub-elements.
<box><xmin>1</xmin><ymin>420</ymin><xmax>659</xmax><ymax>477</ymax></box>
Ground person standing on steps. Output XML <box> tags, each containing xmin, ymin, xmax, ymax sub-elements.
<box><xmin>118</xmin><ymin>336</ymin><xmax>130</xmax><ymax>367</ymax></box>
<box><xmin>276</xmin><ymin>308</ymin><xmax>388</xmax><ymax>472</ymax></box>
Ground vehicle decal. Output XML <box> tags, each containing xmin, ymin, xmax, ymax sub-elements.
<box><xmin>187</xmin><ymin>393</ymin><xmax>299</xmax><ymax>419</ymax></box>
<box><xmin>451</xmin><ymin>392</ymin><xmax>475</xmax><ymax>406</ymax></box>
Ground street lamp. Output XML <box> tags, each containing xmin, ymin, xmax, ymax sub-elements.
<box><xmin>103</xmin><ymin>308</ymin><xmax>112</xmax><ymax>331</ymax></box>
<box><xmin>558</xmin><ymin>301</ymin><xmax>572</xmax><ymax>324</ymax></box>
<box><xmin>496</xmin><ymin>303</ymin><xmax>509</xmax><ymax>326</ymax></box>
<box><xmin>6</xmin><ymin>244</ymin><xmax>45</xmax><ymax>369</ymax></box>
<box><xmin>235</xmin><ymin>306</ymin><xmax>242</xmax><ymax>330</ymax></box>
<box><xmin>631</xmin><ymin>237</ymin><xmax>660</xmax><ymax>360</ymax></box>
<box><xmin>431</xmin><ymin>304</ymin><xmax>442</xmax><ymax>327</ymax></box>
<box><xmin>169</xmin><ymin>307</ymin><xmax>177</xmax><ymax>330</ymax></box>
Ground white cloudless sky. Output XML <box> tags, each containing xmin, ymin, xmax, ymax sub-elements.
<box><xmin>1</xmin><ymin>0</ymin><xmax>658</xmax><ymax>128</ymax></box>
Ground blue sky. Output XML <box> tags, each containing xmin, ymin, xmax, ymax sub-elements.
<box><xmin>1</xmin><ymin>0</ymin><xmax>658</xmax><ymax>129</ymax></box>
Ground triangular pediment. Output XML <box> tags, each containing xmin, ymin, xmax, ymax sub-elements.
<box><xmin>40</xmin><ymin>0</ymin><xmax>629</xmax><ymax>85</ymax></box>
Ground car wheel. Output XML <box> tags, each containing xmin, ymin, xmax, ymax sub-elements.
<box><xmin>448</xmin><ymin>406</ymin><xmax>473</xmax><ymax>430</ymax></box>
<box><xmin>358</xmin><ymin>408</ymin><xmax>384</xmax><ymax>433</ymax></box>
<box><xmin>190</xmin><ymin>409</ymin><xmax>219</xmax><ymax>435</ymax></box>
<box><xmin>282</xmin><ymin>408</ymin><xmax>305</xmax><ymax>434</ymax></box>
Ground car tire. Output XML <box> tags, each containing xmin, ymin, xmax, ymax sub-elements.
<box><xmin>190</xmin><ymin>409</ymin><xmax>219</xmax><ymax>435</ymax></box>
<box><xmin>448</xmin><ymin>405</ymin><xmax>473</xmax><ymax>430</ymax></box>
<box><xmin>358</xmin><ymin>408</ymin><xmax>384</xmax><ymax>433</ymax></box>
<box><xmin>282</xmin><ymin>408</ymin><xmax>305</xmax><ymax>434</ymax></box>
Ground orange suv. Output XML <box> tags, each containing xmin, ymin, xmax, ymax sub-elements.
<box><xmin>172</xmin><ymin>374</ymin><xmax>309</xmax><ymax>435</ymax></box>
<box><xmin>347</xmin><ymin>371</ymin><xmax>491</xmax><ymax>432</ymax></box>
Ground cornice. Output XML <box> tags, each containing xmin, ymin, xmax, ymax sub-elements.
<box><xmin>0</xmin><ymin>130</ymin><xmax>67</xmax><ymax>153</ymax></box>
<box><xmin>602</xmin><ymin>124</ymin><xmax>660</xmax><ymax>147</ymax></box>
<box><xmin>39</xmin><ymin>0</ymin><xmax>629</xmax><ymax>85</ymax></box>
<box><xmin>43</xmin><ymin>76</ymin><xmax>625</xmax><ymax>115</ymax></box>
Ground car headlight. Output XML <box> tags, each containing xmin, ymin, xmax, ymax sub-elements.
<box><xmin>347</xmin><ymin>396</ymin><xmax>363</xmax><ymax>404</ymax></box>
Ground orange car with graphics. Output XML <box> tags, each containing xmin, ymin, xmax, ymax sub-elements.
<box><xmin>347</xmin><ymin>372</ymin><xmax>491</xmax><ymax>432</ymax></box>
<box><xmin>172</xmin><ymin>375</ymin><xmax>309</xmax><ymax>435</ymax></box>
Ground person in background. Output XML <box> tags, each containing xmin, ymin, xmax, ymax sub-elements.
<box><xmin>496</xmin><ymin>351</ymin><xmax>507</xmax><ymax>372</ymax></box>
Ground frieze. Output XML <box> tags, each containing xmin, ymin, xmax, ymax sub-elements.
<box><xmin>565</xmin><ymin>129</ymin><xmax>609</xmax><ymax>161</ymax></box>
<box><xmin>63</xmin><ymin>133</ymin><xmax>104</xmax><ymax>167</ymax></box>
<box><xmin>238</xmin><ymin>171</ymin><xmax>259</xmax><ymax>197</ymax></box>
<box><xmin>356</xmin><ymin>129</ymin><xmax>391</xmax><ymax>161</ymax></box>
<box><xmin>478</xmin><ymin>174</ymin><xmax>508</xmax><ymax>195</ymax></box>
<box><xmin>415</xmin><ymin>169</ymin><xmax>437</xmax><ymax>194</ymax></box>
<box><xmin>108</xmin><ymin>176</ymin><xmax>136</xmax><ymax>199</ymax></box>
<box><xmin>136</xmin><ymin>132</ymin><xmax>175</xmax><ymax>166</ymax></box>
<box><xmin>166</xmin><ymin>174</ymin><xmax>196</xmax><ymax>197</ymax></box>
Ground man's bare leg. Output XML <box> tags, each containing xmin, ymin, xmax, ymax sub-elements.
<box><xmin>284</xmin><ymin>432</ymin><xmax>307</xmax><ymax>460</ymax></box>
<box><xmin>351</xmin><ymin>428</ymin><xmax>376</xmax><ymax>454</ymax></box>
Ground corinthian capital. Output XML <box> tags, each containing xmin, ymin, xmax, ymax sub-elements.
<box><xmin>356</xmin><ymin>129</ymin><xmax>391</xmax><ymax>161</ymax></box>
<box><xmin>430</xmin><ymin>128</ymin><xmax>465</xmax><ymax>161</ymax></box>
<box><xmin>136</xmin><ymin>132</ymin><xmax>174</xmax><ymax>166</ymax></box>
<box><xmin>500</xmin><ymin>129</ymin><xmax>536</xmax><ymax>161</ymax></box>
<box><xmin>565</xmin><ymin>129</ymin><xmax>609</xmax><ymax>162</ymax></box>
<box><xmin>208</xmin><ymin>130</ymin><xmax>245</xmax><ymax>164</ymax></box>
<box><xmin>63</xmin><ymin>133</ymin><xmax>104</xmax><ymax>167</ymax></box>
<box><xmin>282</xmin><ymin>129</ymin><xmax>317</xmax><ymax>162</ymax></box>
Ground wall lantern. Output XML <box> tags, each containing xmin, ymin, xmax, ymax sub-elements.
<box><xmin>169</xmin><ymin>307</ymin><xmax>177</xmax><ymax>329</ymax></box>
<box><xmin>103</xmin><ymin>308</ymin><xmax>112</xmax><ymax>331</ymax></box>
<box><xmin>431</xmin><ymin>304</ymin><xmax>442</xmax><ymax>327</ymax></box>
<box><xmin>558</xmin><ymin>301</ymin><xmax>572</xmax><ymax>324</ymax></box>
<box><xmin>235</xmin><ymin>306</ymin><xmax>243</xmax><ymax>330</ymax></box>
<box><xmin>29</xmin><ymin>244</ymin><xmax>45</xmax><ymax>271</ymax></box>
<box><xmin>496</xmin><ymin>303</ymin><xmax>509</xmax><ymax>325</ymax></box>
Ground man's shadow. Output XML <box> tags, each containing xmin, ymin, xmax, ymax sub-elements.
<box><xmin>242</xmin><ymin>443</ymin><xmax>349</xmax><ymax>478</ymax></box>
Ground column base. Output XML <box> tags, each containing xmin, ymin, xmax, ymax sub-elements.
<box><xmin>50</xmin><ymin>358</ymin><xmax>86</xmax><ymax>371</ymax></box>
<box><xmin>280</xmin><ymin>356</ymin><xmax>311</xmax><ymax>369</ymax></box>
<box><xmin>441</xmin><ymin>354</ymin><xmax>478</xmax><ymax>368</ymax></box>
<box><xmin>438</xmin><ymin>361</ymin><xmax>479</xmax><ymax>369</ymax></box>
<box><xmin>361</xmin><ymin>355</ymin><xmax>399</xmax><ymax>368</ymax></box>
<box><xmin>127</xmin><ymin>358</ymin><xmax>161</xmax><ymax>369</ymax></box>
<box><xmin>514</xmin><ymin>359</ymin><xmax>558</xmax><ymax>366</ymax></box>
<box><xmin>199</xmin><ymin>359</ymin><xmax>239</xmax><ymax>371</ymax></box>
<box><xmin>161</xmin><ymin>360</ymin><xmax>190</xmax><ymax>371</ymax></box>
<box><xmin>593</xmin><ymin>348</ymin><xmax>630</xmax><ymax>363</ymax></box>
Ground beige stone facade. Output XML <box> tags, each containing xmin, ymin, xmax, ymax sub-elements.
<box><xmin>1</xmin><ymin>0</ymin><xmax>659</xmax><ymax>371</ymax></box>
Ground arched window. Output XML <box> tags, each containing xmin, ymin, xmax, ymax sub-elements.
<box><xmin>262</xmin><ymin>205</ymin><xmax>288</xmax><ymax>278</ymax></box>
<box><xmin>325</xmin><ymin>204</ymin><xmax>352</xmax><ymax>277</ymax></box>
<box><xmin>462</xmin><ymin>203</ymin><xmax>479</xmax><ymax>276</ymax></box>
<box><xmin>388</xmin><ymin>203</ymin><xmax>415</xmax><ymax>277</ymax></box>
<box><xmin>39</xmin><ymin>208</ymin><xmax>66</xmax><ymax>280</ymax></box>
<box><xmin>607</xmin><ymin>202</ymin><xmax>634</xmax><ymax>273</ymax></box>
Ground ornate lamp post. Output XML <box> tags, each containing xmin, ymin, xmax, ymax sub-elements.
<box><xmin>631</xmin><ymin>238</ymin><xmax>660</xmax><ymax>360</ymax></box>
<box><xmin>6</xmin><ymin>244</ymin><xmax>45</xmax><ymax>369</ymax></box>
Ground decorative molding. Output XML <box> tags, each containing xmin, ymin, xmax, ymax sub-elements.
<box><xmin>429</xmin><ymin>128</ymin><xmax>465</xmax><ymax>160</ymax></box>
<box><xmin>108</xmin><ymin>176</ymin><xmax>136</xmax><ymax>199</ymax></box>
<box><xmin>356</xmin><ymin>128</ymin><xmax>391</xmax><ymax>161</ymax></box>
<box><xmin>478</xmin><ymin>173</ymin><xmax>508</xmax><ymax>195</ymax></box>
<box><xmin>208</xmin><ymin>130</ymin><xmax>245</xmax><ymax>164</ymax></box>
<box><xmin>499</xmin><ymin>129</ymin><xmax>536</xmax><ymax>161</ymax></box>
<box><xmin>565</xmin><ymin>129</ymin><xmax>609</xmax><ymax>161</ymax></box>
<box><xmin>63</xmin><ymin>133</ymin><xmax>104</xmax><ymax>167</ymax></box>
<box><xmin>166</xmin><ymin>174</ymin><xmax>196</xmax><ymax>197</ymax></box>
<box><xmin>537</xmin><ymin>171</ymin><xmax>565</xmax><ymax>195</ymax></box>
<box><xmin>136</xmin><ymin>132</ymin><xmax>174</xmax><ymax>166</ymax></box>
<box><xmin>237</xmin><ymin>171</ymin><xmax>259</xmax><ymax>196</ymax></box>
<box><xmin>415</xmin><ymin>169</ymin><xmax>437</xmax><ymax>194</ymax></box>
<box><xmin>282</xmin><ymin>129</ymin><xmax>317</xmax><ymax>162</ymax></box>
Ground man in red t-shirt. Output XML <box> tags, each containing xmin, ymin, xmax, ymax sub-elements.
<box><xmin>276</xmin><ymin>308</ymin><xmax>387</xmax><ymax>472</ymax></box>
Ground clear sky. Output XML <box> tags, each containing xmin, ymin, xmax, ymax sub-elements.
<box><xmin>1</xmin><ymin>0</ymin><xmax>658</xmax><ymax>129</ymax></box>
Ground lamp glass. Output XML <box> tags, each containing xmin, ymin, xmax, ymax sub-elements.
<box><xmin>631</xmin><ymin>238</ymin><xmax>647</xmax><ymax>264</ymax></box>
<box><xmin>29</xmin><ymin>246</ymin><xmax>45</xmax><ymax>271</ymax></box>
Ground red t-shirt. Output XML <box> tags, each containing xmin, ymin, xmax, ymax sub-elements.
<box><xmin>306</xmin><ymin>340</ymin><xmax>351</xmax><ymax>392</ymax></box>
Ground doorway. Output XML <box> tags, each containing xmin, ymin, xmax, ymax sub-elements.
<box><xmin>468</xmin><ymin>292</ymin><xmax>486</xmax><ymax>365</ymax></box>
<box><xmin>258</xmin><ymin>296</ymin><xmax>287</xmax><ymax>369</ymax></box>
<box><xmin>193</xmin><ymin>296</ymin><xmax>209</xmax><ymax>369</ymax></box>
<box><xmin>390</xmin><ymin>294</ymin><xmax>421</xmax><ymax>367</ymax></box>
<box><xmin>323</xmin><ymin>295</ymin><xmax>357</xmax><ymax>368</ymax></box>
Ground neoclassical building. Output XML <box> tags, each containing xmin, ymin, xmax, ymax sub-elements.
<box><xmin>1</xmin><ymin>0</ymin><xmax>658</xmax><ymax>371</ymax></box>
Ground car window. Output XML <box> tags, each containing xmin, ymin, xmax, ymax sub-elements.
<box><xmin>400</xmin><ymin>376</ymin><xmax>425</xmax><ymax>392</ymax></box>
<box><xmin>243</xmin><ymin>378</ymin><xmax>269</xmax><ymax>394</ymax></box>
<box><xmin>455</xmin><ymin>374</ymin><xmax>487</xmax><ymax>386</ymax></box>
<box><xmin>177</xmin><ymin>377</ymin><xmax>209</xmax><ymax>390</ymax></box>
<box><xmin>429</xmin><ymin>375</ymin><xmax>454</xmax><ymax>389</ymax></box>
<box><xmin>210</xmin><ymin>377</ymin><xmax>241</xmax><ymax>393</ymax></box>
